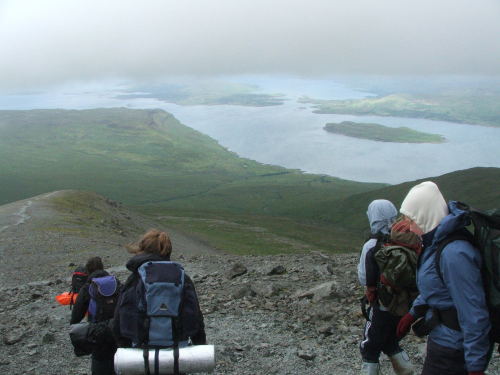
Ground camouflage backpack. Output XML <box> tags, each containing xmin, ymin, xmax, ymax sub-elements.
<box><xmin>374</xmin><ymin>219</ymin><xmax>421</xmax><ymax>316</ymax></box>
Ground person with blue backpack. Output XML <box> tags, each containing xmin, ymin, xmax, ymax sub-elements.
<box><xmin>113</xmin><ymin>229</ymin><xmax>206</xmax><ymax>375</ymax></box>
<box><xmin>396</xmin><ymin>181</ymin><xmax>492</xmax><ymax>375</ymax></box>
<box><xmin>71</xmin><ymin>256</ymin><xmax>120</xmax><ymax>375</ymax></box>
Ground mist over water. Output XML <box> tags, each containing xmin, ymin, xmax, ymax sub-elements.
<box><xmin>1</xmin><ymin>76</ymin><xmax>499</xmax><ymax>184</ymax></box>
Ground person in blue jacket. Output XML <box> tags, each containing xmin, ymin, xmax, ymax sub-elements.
<box><xmin>358</xmin><ymin>199</ymin><xmax>414</xmax><ymax>375</ymax></box>
<box><xmin>396</xmin><ymin>181</ymin><xmax>491</xmax><ymax>375</ymax></box>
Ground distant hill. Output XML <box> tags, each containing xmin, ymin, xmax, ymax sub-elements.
<box><xmin>304</xmin><ymin>167</ymin><xmax>500</xmax><ymax>234</ymax></box>
<box><xmin>301</xmin><ymin>90</ymin><xmax>500</xmax><ymax>127</ymax></box>
<box><xmin>116</xmin><ymin>81</ymin><xmax>285</xmax><ymax>106</ymax></box>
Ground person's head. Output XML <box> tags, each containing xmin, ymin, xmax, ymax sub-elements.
<box><xmin>367</xmin><ymin>199</ymin><xmax>398</xmax><ymax>235</ymax></box>
<box><xmin>390</xmin><ymin>217</ymin><xmax>423</xmax><ymax>254</ymax></box>
<box><xmin>128</xmin><ymin>229</ymin><xmax>172</xmax><ymax>257</ymax></box>
<box><xmin>400</xmin><ymin>181</ymin><xmax>448</xmax><ymax>235</ymax></box>
<box><xmin>85</xmin><ymin>256</ymin><xmax>104</xmax><ymax>274</ymax></box>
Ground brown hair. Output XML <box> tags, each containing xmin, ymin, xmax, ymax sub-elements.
<box><xmin>85</xmin><ymin>256</ymin><xmax>104</xmax><ymax>274</ymax></box>
<box><xmin>127</xmin><ymin>229</ymin><xmax>172</xmax><ymax>257</ymax></box>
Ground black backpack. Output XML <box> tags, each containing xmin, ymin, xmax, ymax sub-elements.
<box><xmin>69</xmin><ymin>266</ymin><xmax>88</xmax><ymax>309</ymax></box>
<box><xmin>434</xmin><ymin>202</ymin><xmax>500</xmax><ymax>342</ymax></box>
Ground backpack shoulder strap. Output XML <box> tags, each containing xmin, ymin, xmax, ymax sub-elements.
<box><xmin>434</xmin><ymin>229</ymin><xmax>474</xmax><ymax>283</ymax></box>
<box><xmin>364</xmin><ymin>235</ymin><xmax>387</xmax><ymax>287</ymax></box>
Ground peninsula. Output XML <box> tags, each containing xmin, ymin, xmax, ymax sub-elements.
<box><xmin>302</xmin><ymin>90</ymin><xmax>500</xmax><ymax>127</ymax></box>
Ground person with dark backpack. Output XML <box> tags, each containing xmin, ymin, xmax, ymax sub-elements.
<box><xmin>113</xmin><ymin>229</ymin><xmax>206</xmax><ymax>375</ymax></box>
<box><xmin>396</xmin><ymin>181</ymin><xmax>492</xmax><ymax>375</ymax></box>
<box><xmin>358</xmin><ymin>199</ymin><xmax>414</xmax><ymax>375</ymax></box>
<box><xmin>71</xmin><ymin>256</ymin><xmax>120</xmax><ymax>375</ymax></box>
<box><xmin>55</xmin><ymin>265</ymin><xmax>88</xmax><ymax>308</ymax></box>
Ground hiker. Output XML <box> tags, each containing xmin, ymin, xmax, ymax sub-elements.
<box><xmin>358</xmin><ymin>199</ymin><xmax>414</xmax><ymax>375</ymax></box>
<box><xmin>112</xmin><ymin>229</ymin><xmax>206</xmax><ymax>374</ymax></box>
<box><xmin>396</xmin><ymin>181</ymin><xmax>491</xmax><ymax>375</ymax></box>
<box><xmin>55</xmin><ymin>265</ymin><xmax>88</xmax><ymax>307</ymax></box>
<box><xmin>71</xmin><ymin>256</ymin><xmax>119</xmax><ymax>375</ymax></box>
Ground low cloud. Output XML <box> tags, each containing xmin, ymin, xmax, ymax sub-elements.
<box><xmin>1</xmin><ymin>0</ymin><xmax>499</xmax><ymax>90</ymax></box>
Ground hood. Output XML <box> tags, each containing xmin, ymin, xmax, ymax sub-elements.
<box><xmin>126</xmin><ymin>252</ymin><xmax>171</xmax><ymax>272</ymax></box>
<box><xmin>432</xmin><ymin>201</ymin><xmax>471</xmax><ymax>245</ymax></box>
<box><xmin>400</xmin><ymin>181</ymin><xmax>448</xmax><ymax>234</ymax></box>
<box><xmin>418</xmin><ymin>201</ymin><xmax>471</xmax><ymax>264</ymax></box>
<box><xmin>367</xmin><ymin>199</ymin><xmax>398</xmax><ymax>235</ymax></box>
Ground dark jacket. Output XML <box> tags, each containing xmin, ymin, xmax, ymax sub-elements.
<box><xmin>357</xmin><ymin>199</ymin><xmax>397</xmax><ymax>288</ymax></box>
<box><xmin>70</xmin><ymin>269</ymin><xmax>117</xmax><ymax>360</ymax></box>
<box><xmin>113</xmin><ymin>253</ymin><xmax>207</xmax><ymax>347</ymax></box>
<box><xmin>70</xmin><ymin>269</ymin><xmax>110</xmax><ymax>325</ymax></box>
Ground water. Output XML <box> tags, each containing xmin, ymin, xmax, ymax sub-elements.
<box><xmin>1</xmin><ymin>76</ymin><xmax>499</xmax><ymax>184</ymax></box>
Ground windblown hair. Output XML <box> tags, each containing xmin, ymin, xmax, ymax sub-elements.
<box><xmin>127</xmin><ymin>229</ymin><xmax>172</xmax><ymax>257</ymax></box>
<box><xmin>85</xmin><ymin>256</ymin><xmax>104</xmax><ymax>274</ymax></box>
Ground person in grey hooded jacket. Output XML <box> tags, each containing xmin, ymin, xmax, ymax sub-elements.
<box><xmin>396</xmin><ymin>181</ymin><xmax>491</xmax><ymax>375</ymax></box>
<box><xmin>358</xmin><ymin>199</ymin><xmax>414</xmax><ymax>375</ymax></box>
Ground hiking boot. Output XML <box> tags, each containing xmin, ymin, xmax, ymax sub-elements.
<box><xmin>361</xmin><ymin>362</ymin><xmax>380</xmax><ymax>375</ymax></box>
<box><xmin>389</xmin><ymin>351</ymin><xmax>414</xmax><ymax>375</ymax></box>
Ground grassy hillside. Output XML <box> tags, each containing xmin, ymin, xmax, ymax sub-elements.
<box><xmin>304</xmin><ymin>167</ymin><xmax>500</xmax><ymax>234</ymax></box>
<box><xmin>0</xmin><ymin>108</ymin><xmax>383</xmax><ymax>253</ymax></box>
<box><xmin>301</xmin><ymin>90</ymin><xmax>500</xmax><ymax>127</ymax></box>
<box><xmin>324</xmin><ymin>121</ymin><xmax>445</xmax><ymax>143</ymax></box>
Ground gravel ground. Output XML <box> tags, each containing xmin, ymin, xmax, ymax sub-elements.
<box><xmin>1</xmin><ymin>191</ymin><xmax>499</xmax><ymax>375</ymax></box>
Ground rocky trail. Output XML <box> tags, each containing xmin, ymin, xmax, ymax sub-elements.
<box><xmin>1</xmin><ymin>191</ymin><xmax>499</xmax><ymax>374</ymax></box>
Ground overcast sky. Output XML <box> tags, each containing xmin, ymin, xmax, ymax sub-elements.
<box><xmin>1</xmin><ymin>0</ymin><xmax>499</xmax><ymax>90</ymax></box>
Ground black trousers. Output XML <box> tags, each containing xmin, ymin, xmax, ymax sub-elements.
<box><xmin>360</xmin><ymin>304</ymin><xmax>402</xmax><ymax>362</ymax></box>
<box><xmin>421</xmin><ymin>338</ymin><xmax>467</xmax><ymax>375</ymax></box>
<box><xmin>91</xmin><ymin>353</ymin><xmax>115</xmax><ymax>375</ymax></box>
<box><xmin>91</xmin><ymin>340</ymin><xmax>117</xmax><ymax>375</ymax></box>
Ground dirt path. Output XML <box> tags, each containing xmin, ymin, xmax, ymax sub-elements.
<box><xmin>0</xmin><ymin>190</ymin><xmax>219</xmax><ymax>287</ymax></box>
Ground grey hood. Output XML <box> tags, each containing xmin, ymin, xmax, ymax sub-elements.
<box><xmin>367</xmin><ymin>199</ymin><xmax>398</xmax><ymax>235</ymax></box>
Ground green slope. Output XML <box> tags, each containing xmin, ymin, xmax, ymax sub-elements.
<box><xmin>0</xmin><ymin>108</ymin><xmax>380</xmax><ymax>214</ymax></box>
<box><xmin>306</xmin><ymin>167</ymin><xmax>500</xmax><ymax>235</ymax></box>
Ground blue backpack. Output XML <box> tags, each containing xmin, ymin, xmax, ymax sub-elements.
<box><xmin>119</xmin><ymin>261</ymin><xmax>189</xmax><ymax>375</ymax></box>
<box><xmin>88</xmin><ymin>275</ymin><xmax>120</xmax><ymax>323</ymax></box>
<box><xmin>137</xmin><ymin>261</ymin><xmax>187</xmax><ymax>348</ymax></box>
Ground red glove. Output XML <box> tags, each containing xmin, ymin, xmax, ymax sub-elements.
<box><xmin>396</xmin><ymin>312</ymin><xmax>416</xmax><ymax>339</ymax></box>
<box><xmin>468</xmin><ymin>372</ymin><xmax>485</xmax><ymax>375</ymax></box>
<box><xmin>365</xmin><ymin>286</ymin><xmax>377</xmax><ymax>304</ymax></box>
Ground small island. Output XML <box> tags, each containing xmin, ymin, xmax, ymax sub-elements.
<box><xmin>324</xmin><ymin>121</ymin><xmax>446</xmax><ymax>143</ymax></box>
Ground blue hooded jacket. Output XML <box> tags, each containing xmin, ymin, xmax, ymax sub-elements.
<box><xmin>410</xmin><ymin>201</ymin><xmax>491</xmax><ymax>372</ymax></box>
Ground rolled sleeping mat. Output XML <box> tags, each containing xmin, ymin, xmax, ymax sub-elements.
<box><xmin>114</xmin><ymin>345</ymin><xmax>216</xmax><ymax>374</ymax></box>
